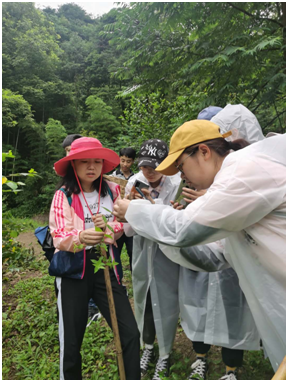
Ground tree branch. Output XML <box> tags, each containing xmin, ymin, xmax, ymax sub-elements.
<box><xmin>273</xmin><ymin>101</ymin><xmax>284</xmax><ymax>133</ymax></box>
<box><xmin>227</xmin><ymin>3</ymin><xmax>283</xmax><ymax>27</ymax></box>
<box><xmin>264</xmin><ymin>110</ymin><xmax>286</xmax><ymax>130</ymax></box>
<box><xmin>247</xmin><ymin>80</ymin><xmax>270</xmax><ymax>109</ymax></box>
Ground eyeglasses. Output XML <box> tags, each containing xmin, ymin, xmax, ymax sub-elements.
<box><xmin>175</xmin><ymin>147</ymin><xmax>199</xmax><ymax>174</ymax></box>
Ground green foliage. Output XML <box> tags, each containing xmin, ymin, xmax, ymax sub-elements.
<box><xmin>2</xmin><ymin>268</ymin><xmax>119</xmax><ymax>380</ymax></box>
<box><xmin>45</xmin><ymin>118</ymin><xmax>67</xmax><ymax>161</ymax></box>
<box><xmin>2</xmin><ymin>164</ymin><xmax>40</xmax><ymax>195</ymax></box>
<box><xmin>80</xmin><ymin>96</ymin><xmax>121</xmax><ymax>149</ymax></box>
<box><xmin>2</xmin><ymin>214</ymin><xmax>39</xmax><ymax>268</ymax></box>
<box><xmin>2</xmin><ymin>154</ymin><xmax>41</xmax><ymax>266</ymax></box>
<box><xmin>110</xmin><ymin>2</ymin><xmax>285</xmax><ymax>132</ymax></box>
<box><xmin>2</xmin><ymin>243</ymin><xmax>131</xmax><ymax>380</ymax></box>
<box><xmin>118</xmin><ymin>92</ymin><xmax>204</xmax><ymax>151</ymax></box>
<box><xmin>2</xmin><ymin>3</ymin><xmax>62</xmax><ymax>107</ymax></box>
<box><xmin>2</xmin><ymin>2</ymin><xmax>286</xmax><ymax>216</ymax></box>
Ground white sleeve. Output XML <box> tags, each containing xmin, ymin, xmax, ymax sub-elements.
<box><xmin>123</xmin><ymin>222</ymin><xmax>136</xmax><ymax>237</ymax></box>
<box><xmin>125</xmin><ymin>156</ymin><xmax>285</xmax><ymax>248</ymax></box>
<box><xmin>159</xmin><ymin>241</ymin><xmax>230</xmax><ymax>272</ymax></box>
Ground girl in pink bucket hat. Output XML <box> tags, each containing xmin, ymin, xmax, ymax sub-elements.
<box><xmin>50</xmin><ymin>137</ymin><xmax>140</xmax><ymax>380</ymax></box>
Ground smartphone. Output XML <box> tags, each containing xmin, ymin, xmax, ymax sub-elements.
<box><xmin>135</xmin><ymin>187</ymin><xmax>148</xmax><ymax>200</ymax></box>
<box><xmin>173</xmin><ymin>180</ymin><xmax>195</xmax><ymax>208</ymax></box>
<box><xmin>131</xmin><ymin>179</ymin><xmax>150</xmax><ymax>196</ymax></box>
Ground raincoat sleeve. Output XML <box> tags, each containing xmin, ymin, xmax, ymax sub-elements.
<box><xmin>49</xmin><ymin>190</ymin><xmax>83</xmax><ymax>252</ymax></box>
<box><xmin>159</xmin><ymin>241</ymin><xmax>230</xmax><ymax>272</ymax></box>
<box><xmin>120</xmin><ymin>175</ymin><xmax>139</xmax><ymax>237</ymax></box>
<box><xmin>125</xmin><ymin>155</ymin><xmax>285</xmax><ymax>248</ymax></box>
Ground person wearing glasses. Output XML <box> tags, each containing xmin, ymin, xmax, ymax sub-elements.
<box><xmin>169</xmin><ymin>105</ymin><xmax>264</xmax><ymax>380</ymax></box>
<box><xmin>113</xmin><ymin>120</ymin><xmax>286</xmax><ymax>375</ymax></box>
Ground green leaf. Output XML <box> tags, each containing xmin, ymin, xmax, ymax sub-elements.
<box><xmin>104</xmin><ymin>234</ymin><xmax>113</xmax><ymax>240</ymax></box>
<box><xmin>10</xmin><ymin>231</ymin><xmax>18</xmax><ymax>238</ymax></box>
<box><xmin>5</xmin><ymin>181</ymin><xmax>18</xmax><ymax>190</ymax></box>
<box><xmin>106</xmin><ymin>224</ymin><xmax>114</xmax><ymax>233</ymax></box>
<box><xmin>95</xmin><ymin>227</ymin><xmax>103</xmax><ymax>232</ymax></box>
<box><xmin>102</xmin><ymin>215</ymin><xmax>108</xmax><ymax>224</ymax></box>
<box><xmin>2</xmin><ymin>151</ymin><xmax>14</xmax><ymax>162</ymax></box>
<box><xmin>91</xmin><ymin>258</ymin><xmax>106</xmax><ymax>273</ymax></box>
<box><xmin>102</xmin><ymin>207</ymin><xmax>112</xmax><ymax>213</ymax></box>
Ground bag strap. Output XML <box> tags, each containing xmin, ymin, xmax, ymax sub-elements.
<box><xmin>59</xmin><ymin>188</ymin><xmax>72</xmax><ymax>206</ymax></box>
<box><xmin>107</xmin><ymin>185</ymin><xmax>113</xmax><ymax>202</ymax></box>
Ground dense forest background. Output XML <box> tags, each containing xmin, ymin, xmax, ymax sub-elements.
<box><xmin>2</xmin><ymin>2</ymin><xmax>286</xmax><ymax>216</ymax></box>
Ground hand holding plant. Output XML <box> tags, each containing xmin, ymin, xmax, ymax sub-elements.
<box><xmin>92</xmin><ymin>214</ymin><xmax>107</xmax><ymax>230</ymax></box>
<box><xmin>79</xmin><ymin>228</ymin><xmax>105</xmax><ymax>245</ymax></box>
<box><xmin>74</xmin><ymin>207</ymin><xmax>118</xmax><ymax>274</ymax></box>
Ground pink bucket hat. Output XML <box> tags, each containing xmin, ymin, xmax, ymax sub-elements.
<box><xmin>54</xmin><ymin>137</ymin><xmax>120</xmax><ymax>176</ymax></box>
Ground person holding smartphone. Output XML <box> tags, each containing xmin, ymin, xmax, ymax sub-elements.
<box><xmin>124</xmin><ymin>139</ymin><xmax>181</xmax><ymax>380</ymax></box>
<box><xmin>113</xmin><ymin>120</ymin><xmax>285</xmax><ymax>375</ymax></box>
<box><xmin>169</xmin><ymin>106</ymin><xmax>264</xmax><ymax>380</ymax></box>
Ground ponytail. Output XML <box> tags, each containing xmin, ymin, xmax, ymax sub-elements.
<box><xmin>227</xmin><ymin>139</ymin><xmax>250</xmax><ymax>151</ymax></box>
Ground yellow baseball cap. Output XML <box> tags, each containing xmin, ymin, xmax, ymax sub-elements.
<box><xmin>156</xmin><ymin>120</ymin><xmax>231</xmax><ymax>175</ymax></box>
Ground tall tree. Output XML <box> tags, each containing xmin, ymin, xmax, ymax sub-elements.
<box><xmin>80</xmin><ymin>96</ymin><xmax>121</xmax><ymax>150</ymax></box>
<box><xmin>45</xmin><ymin>118</ymin><xmax>67</xmax><ymax>162</ymax></box>
<box><xmin>110</xmin><ymin>2</ymin><xmax>286</xmax><ymax>132</ymax></box>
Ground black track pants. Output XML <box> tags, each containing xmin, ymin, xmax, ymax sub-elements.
<box><xmin>56</xmin><ymin>255</ymin><xmax>141</xmax><ymax>380</ymax></box>
<box><xmin>116</xmin><ymin>233</ymin><xmax>134</xmax><ymax>271</ymax></box>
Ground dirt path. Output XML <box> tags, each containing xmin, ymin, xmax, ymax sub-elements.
<box><xmin>18</xmin><ymin>231</ymin><xmax>43</xmax><ymax>257</ymax></box>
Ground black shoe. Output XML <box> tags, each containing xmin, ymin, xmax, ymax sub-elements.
<box><xmin>140</xmin><ymin>347</ymin><xmax>156</xmax><ymax>377</ymax></box>
<box><xmin>152</xmin><ymin>356</ymin><xmax>170</xmax><ymax>380</ymax></box>
<box><xmin>189</xmin><ymin>357</ymin><xmax>208</xmax><ymax>380</ymax></box>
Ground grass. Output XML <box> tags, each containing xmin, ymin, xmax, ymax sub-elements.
<box><xmin>2</xmin><ymin>219</ymin><xmax>275</xmax><ymax>380</ymax></box>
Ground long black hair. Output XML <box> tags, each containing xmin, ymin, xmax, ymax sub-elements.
<box><xmin>56</xmin><ymin>163</ymin><xmax>110</xmax><ymax>197</ymax></box>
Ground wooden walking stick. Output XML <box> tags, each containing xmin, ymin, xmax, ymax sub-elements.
<box><xmin>272</xmin><ymin>356</ymin><xmax>286</xmax><ymax>380</ymax></box>
<box><xmin>101</xmin><ymin>247</ymin><xmax>126</xmax><ymax>380</ymax></box>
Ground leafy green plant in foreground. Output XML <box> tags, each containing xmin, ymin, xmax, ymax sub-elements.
<box><xmin>73</xmin><ymin>207</ymin><xmax>118</xmax><ymax>273</ymax></box>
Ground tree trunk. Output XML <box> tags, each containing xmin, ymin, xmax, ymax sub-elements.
<box><xmin>281</xmin><ymin>2</ymin><xmax>286</xmax><ymax>71</ymax></box>
<box><xmin>12</xmin><ymin>126</ymin><xmax>20</xmax><ymax>181</ymax></box>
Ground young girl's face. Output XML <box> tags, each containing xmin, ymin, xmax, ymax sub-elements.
<box><xmin>74</xmin><ymin>158</ymin><xmax>103</xmax><ymax>186</ymax></box>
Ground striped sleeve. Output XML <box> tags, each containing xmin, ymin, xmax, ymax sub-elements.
<box><xmin>49</xmin><ymin>191</ymin><xmax>83</xmax><ymax>252</ymax></box>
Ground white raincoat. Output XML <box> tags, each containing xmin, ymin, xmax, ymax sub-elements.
<box><xmin>211</xmin><ymin>103</ymin><xmax>265</xmax><ymax>143</ymax></box>
<box><xmin>125</xmin><ymin>134</ymin><xmax>286</xmax><ymax>371</ymax></box>
<box><xmin>179</xmin><ymin>104</ymin><xmax>265</xmax><ymax>350</ymax></box>
<box><xmin>125</xmin><ymin>172</ymin><xmax>181</xmax><ymax>357</ymax></box>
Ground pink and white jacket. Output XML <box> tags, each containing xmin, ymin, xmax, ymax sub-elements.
<box><xmin>49</xmin><ymin>181</ymin><xmax>123</xmax><ymax>280</ymax></box>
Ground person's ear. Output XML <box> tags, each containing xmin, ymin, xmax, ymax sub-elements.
<box><xmin>198</xmin><ymin>144</ymin><xmax>211</xmax><ymax>160</ymax></box>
